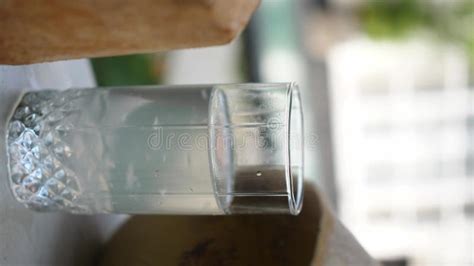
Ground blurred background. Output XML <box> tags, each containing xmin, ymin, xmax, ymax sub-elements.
<box><xmin>90</xmin><ymin>1</ymin><xmax>473</xmax><ymax>265</ymax></box>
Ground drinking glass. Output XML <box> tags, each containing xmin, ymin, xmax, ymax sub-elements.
<box><xmin>6</xmin><ymin>83</ymin><xmax>304</xmax><ymax>215</ymax></box>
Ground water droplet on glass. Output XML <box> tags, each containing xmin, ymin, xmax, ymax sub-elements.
<box><xmin>256</xmin><ymin>171</ymin><xmax>262</xmax><ymax>177</ymax></box>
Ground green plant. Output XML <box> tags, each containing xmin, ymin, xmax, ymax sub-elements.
<box><xmin>91</xmin><ymin>54</ymin><xmax>157</xmax><ymax>86</ymax></box>
<box><xmin>360</xmin><ymin>0</ymin><xmax>474</xmax><ymax>70</ymax></box>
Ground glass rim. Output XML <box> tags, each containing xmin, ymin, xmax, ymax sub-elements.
<box><xmin>286</xmin><ymin>83</ymin><xmax>304</xmax><ymax>215</ymax></box>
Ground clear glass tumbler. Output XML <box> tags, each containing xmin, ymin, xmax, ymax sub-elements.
<box><xmin>6</xmin><ymin>83</ymin><xmax>304</xmax><ymax>215</ymax></box>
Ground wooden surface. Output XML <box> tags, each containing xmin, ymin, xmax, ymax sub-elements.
<box><xmin>99</xmin><ymin>184</ymin><xmax>321</xmax><ymax>266</ymax></box>
<box><xmin>0</xmin><ymin>0</ymin><xmax>259</xmax><ymax>65</ymax></box>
